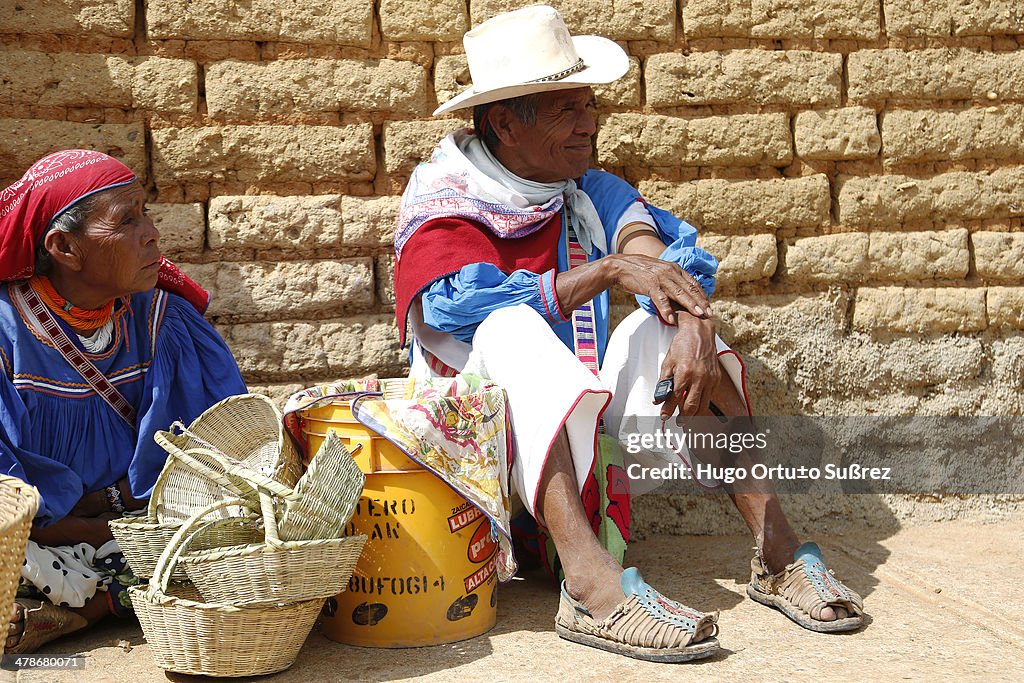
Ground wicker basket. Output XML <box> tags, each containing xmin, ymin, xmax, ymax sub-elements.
<box><xmin>111</xmin><ymin>393</ymin><xmax>301</xmax><ymax>579</ymax></box>
<box><xmin>130</xmin><ymin>498</ymin><xmax>322</xmax><ymax>677</ymax></box>
<box><xmin>171</xmin><ymin>429</ymin><xmax>365</xmax><ymax>543</ymax></box>
<box><xmin>109</xmin><ymin>441</ymin><xmax>260</xmax><ymax>581</ymax></box>
<box><xmin>180</xmin><ymin>485</ymin><xmax>366</xmax><ymax>607</ymax></box>
<box><xmin>0</xmin><ymin>476</ymin><xmax>40</xmax><ymax>655</ymax></box>
<box><xmin>110</xmin><ymin>513</ymin><xmax>259</xmax><ymax>581</ymax></box>
<box><xmin>152</xmin><ymin>393</ymin><xmax>302</xmax><ymax>524</ymax></box>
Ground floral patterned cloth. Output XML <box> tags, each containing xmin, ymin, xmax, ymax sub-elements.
<box><xmin>283</xmin><ymin>375</ymin><xmax>517</xmax><ymax>582</ymax></box>
<box><xmin>281</xmin><ymin>378</ymin><xmax>380</xmax><ymax>456</ymax></box>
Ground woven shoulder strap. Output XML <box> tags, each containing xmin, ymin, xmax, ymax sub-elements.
<box><xmin>565</xmin><ymin>218</ymin><xmax>600</xmax><ymax>376</ymax></box>
<box><xmin>10</xmin><ymin>281</ymin><xmax>136</xmax><ymax>428</ymax></box>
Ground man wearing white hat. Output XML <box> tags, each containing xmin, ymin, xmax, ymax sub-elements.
<box><xmin>393</xmin><ymin>5</ymin><xmax>864</xmax><ymax>662</ymax></box>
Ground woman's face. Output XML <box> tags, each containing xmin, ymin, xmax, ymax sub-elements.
<box><xmin>57</xmin><ymin>182</ymin><xmax>161</xmax><ymax>302</ymax></box>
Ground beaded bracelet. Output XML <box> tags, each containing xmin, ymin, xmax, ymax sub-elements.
<box><xmin>104</xmin><ymin>484</ymin><xmax>125</xmax><ymax>514</ymax></box>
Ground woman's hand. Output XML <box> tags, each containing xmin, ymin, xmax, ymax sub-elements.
<box><xmin>69</xmin><ymin>489</ymin><xmax>108</xmax><ymax>518</ymax></box>
<box><xmin>30</xmin><ymin>515</ymin><xmax>115</xmax><ymax>548</ymax></box>
<box><xmin>70</xmin><ymin>479</ymin><xmax>146</xmax><ymax>517</ymax></box>
<box><xmin>657</xmin><ymin>311</ymin><xmax>722</xmax><ymax>418</ymax></box>
<box><xmin>117</xmin><ymin>478</ymin><xmax>147</xmax><ymax>512</ymax></box>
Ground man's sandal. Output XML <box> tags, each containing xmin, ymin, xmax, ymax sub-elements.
<box><xmin>7</xmin><ymin>598</ymin><xmax>88</xmax><ymax>654</ymax></box>
<box><xmin>555</xmin><ymin>567</ymin><xmax>720</xmax><ymax>663</ymax></box>
<box><xmin>747</xmin><ymin>542</ymin><xmax>865</xmax><ymax>633</ymax></box>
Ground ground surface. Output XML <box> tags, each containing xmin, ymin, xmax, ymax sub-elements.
<box><xmin>6</xmin><ymin>520</ymin><xmax>1023</xmax><ymax>682</ymax></box>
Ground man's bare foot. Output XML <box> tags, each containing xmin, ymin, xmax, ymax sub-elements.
<box><xmin>564</xmin><ymin>557</ymin><xmax>625</xmax><ymax>621</ymax></box>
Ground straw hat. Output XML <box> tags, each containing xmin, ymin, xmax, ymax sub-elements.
<box><xmin>433</xmin><ymin>5</ymin><xmax>629</xmax><ymax>115</ymax></box>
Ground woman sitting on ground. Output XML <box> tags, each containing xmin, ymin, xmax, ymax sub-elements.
<box><xmin>0</xmin><ymin>150</ymin><xmax>247</xmax><ymax>653</ymax></box>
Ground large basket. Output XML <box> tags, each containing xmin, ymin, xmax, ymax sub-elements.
<box><xmin>0</xmin><ymin>476</ymin><xmax>40</xmax><ymax>655</ymax></box>
<box><xmin>170</xmin><ymin>428</ymin><xmax>365</xmax><ymax>543</ymax></box>
<box><xmin>181</xmin><ymin>485</ymin><xmax>366</xmax><ymax>606</ymax></box>
<box><xmin>130</xmin><ymin>498</ymin><xmax>322</xmax><ymax>677</ymax></box>
<box><xmin>110</xmin><ymin>434</ymin><xmax>260</xmax><ymax>581</ymax></box>
<box><xmin>110</xmin><ymin>513</ymin><xmax>259</xmax><ymax>581</ymax></box>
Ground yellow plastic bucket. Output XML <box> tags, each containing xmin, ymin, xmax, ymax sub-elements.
<box><xmin>300</xmin><ymin>401</ymin><xmax>498</xmax><ymax>648</ymax></box>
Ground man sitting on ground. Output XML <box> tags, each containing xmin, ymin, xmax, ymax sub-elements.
<box><xmin>394</xmin><ymin>5</ymin><xmax>864</xmax><ymax>663</ymax></box>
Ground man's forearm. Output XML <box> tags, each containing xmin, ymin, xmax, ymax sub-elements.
<box><xmin>553</xmin><ymin>256</ymin><xmax>617</xmax><ymax>314</ymax></box>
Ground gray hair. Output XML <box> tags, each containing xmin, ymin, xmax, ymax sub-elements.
<box><xmin>35</xmin><ymin>193</ymin><xmax>100</xmax><ymax>276</ymax></box>
<box><xmin>473</xmin><ymin>94</ymin><xmax>541</xmax><ymax>152</ymax></box>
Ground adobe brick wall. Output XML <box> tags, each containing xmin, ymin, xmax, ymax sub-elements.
<box><xmin>2</xmin><ymin>0</ymin><xmax>1022</xmax><ymax>425</ymax></box>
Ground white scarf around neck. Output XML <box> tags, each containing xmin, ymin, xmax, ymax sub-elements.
<box><xmin>459</xmin><ymin>134</ymin><xmax>608</xmax><ymax>255</ymax></box>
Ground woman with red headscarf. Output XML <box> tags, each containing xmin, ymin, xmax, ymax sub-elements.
<box><xmin>0</xmin><ymin>150</ymin><xmax>246</xmax><ymax>653</ymax></box>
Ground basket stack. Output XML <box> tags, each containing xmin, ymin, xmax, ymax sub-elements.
<box><xmin>112</xmin><ymin>394</ymin><xmax>366</xmax><ymax>677</ymax></box>
<box><xmin>0</xmin><ymin>475</ymin><xmax>40</xmax><ymax>656</ymax></box>
<box><xmin>110</xmin><ymin>394</ymin><xmax>302</xmax><ymax>581</ymax></box>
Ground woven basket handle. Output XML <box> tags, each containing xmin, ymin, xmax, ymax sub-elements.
<box><xmin>258</xmin><ymin>490</ymin><xmax>282</xmax><ymax>546</ymax></box>
<box><xmin>169</xmin><ymin>423</ymin><xmax>302</xmax><ymax>502</ymax></box>
<box><xmin>150</xmin><ymin>496</ymin><xmax>256</xmax><ymax>594</ymax></box>
<box><xmin>153</xmin><ymin>429</ymin><xmax>248</xmax><ymax>497</ymax></box>
<box><xmin>189</xmin><ymin>446</ymin><xmax>302</xmax><ymax>503</ymax></box>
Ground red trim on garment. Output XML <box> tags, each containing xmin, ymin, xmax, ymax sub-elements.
<box><xmin>529</xmin><ymin>388</ymin><xmax>613</xmax><ymax>524</ymax></box>
<box><xmin>717</xmin><ymin>348</ymin><xmax>752</xmax><ymax>417</ymax></box>
<box><xmin>538</xmin><ymin>270</ymin><xmax>557</xmax><ymax>323</ymax></box>
<box><xmin>394</xmin><ymin>213</ymin><xmax>563</xmax><ymax>345</ymax></box>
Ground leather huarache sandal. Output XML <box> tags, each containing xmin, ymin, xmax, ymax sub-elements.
<box><xmin>7</xmin><ymin>598</ymin><xmax>89</xmax><ymax>654</ymax></box>
<box><xmin>747</xmin><ymin>542</ymin><xmax>865</xmax><ymax>633</ymax></box>
<box><xmin>555</xmin><ymin>567</ymin><xmax>720</xmax><ymax>663</ymax></box>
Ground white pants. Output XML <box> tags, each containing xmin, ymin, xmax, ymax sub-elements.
<box><xmin>411</xmin><ymin>306</ymin><xmax>748</xmax><ymax>516</ymax></box>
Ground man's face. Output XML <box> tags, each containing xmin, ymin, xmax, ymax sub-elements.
<box><xmin>506</xmin><ymin>87</ymin><xmax>597</xmax><ymax>183</ymax></box>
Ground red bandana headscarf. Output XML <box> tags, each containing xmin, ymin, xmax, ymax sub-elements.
<box><xmin>0</xmin><ymin>149</ymin><xmax>211</xmax><ymax>313</ymax></box>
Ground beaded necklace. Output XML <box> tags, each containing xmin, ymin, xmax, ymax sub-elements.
<box><xmin>28</xmin><ymin>275</ymin><xmax>114</xmax><ymax>332</ymax></box>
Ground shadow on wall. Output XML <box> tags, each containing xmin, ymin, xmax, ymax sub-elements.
<box><xmin>625</xmin><ymin>285</ymin><xmax>1024</xmax><ymax>597</ymax></box>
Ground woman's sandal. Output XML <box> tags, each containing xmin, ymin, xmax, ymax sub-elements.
<box><xmin>555</xmin><ymin>567</ymin><xmax>720</xmax><ymax>663</ymax></box>
<box><xmin>747</xmin><ymin>541</ymin><xmax>865</xmax><ymax>633</ymax></box>
<box><xmin>7</xmin><ymin>598</ymin><xmax>89</xmax><ymax>654</ymax></box>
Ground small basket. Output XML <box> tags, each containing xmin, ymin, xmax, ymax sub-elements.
<box><xmin>152</xmin><ymin>394</ymin><xmax>302</xmax><ymax>524</ymax></box>
<box><xmin>181</xmin><ymin>488</ymin><xmax>366</xmax><ymax>607</ymax></box>
<box><xmin>130</xmin><ymin>498</ymin><xmax>322</xmax><ymax>677</ymax></box>
<box><xmin>109</xmin><ymin>441</ymin><xmax>260</xmax><ymax>581</ymax></box>
<box><xmin>0</xmin><ymin>476</ymin><xmax>40</xmax><ymax>655</ymax></box>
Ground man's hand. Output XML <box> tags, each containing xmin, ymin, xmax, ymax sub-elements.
<box><xmin>657</xmin><ymin>311</ymin><xmax>722</xmax><ymax>418</ymax></box>
<box><xmin>605</xmin><ymin>254</ymin><xmax>712</xmax><ymax>323</ymax></box>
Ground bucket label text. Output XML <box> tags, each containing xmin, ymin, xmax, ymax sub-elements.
<box><xmin>467</xmin><ymin>520</ymin><xmax>497</xmax><ymax>564</ymax></box>
<box><xmin>347</xmin><ymin>574</ymin><xmax>446</xmax><ymax>596</ymax></box>
<box><xmin>448</xmin><ymin>504</ymin><xmax>482</xmax><ymax>533</ymax></box>
<box><xmin>464</xmin><ymin>557</ymin><xmax>496</xmax><ymax>593</ymax></box>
